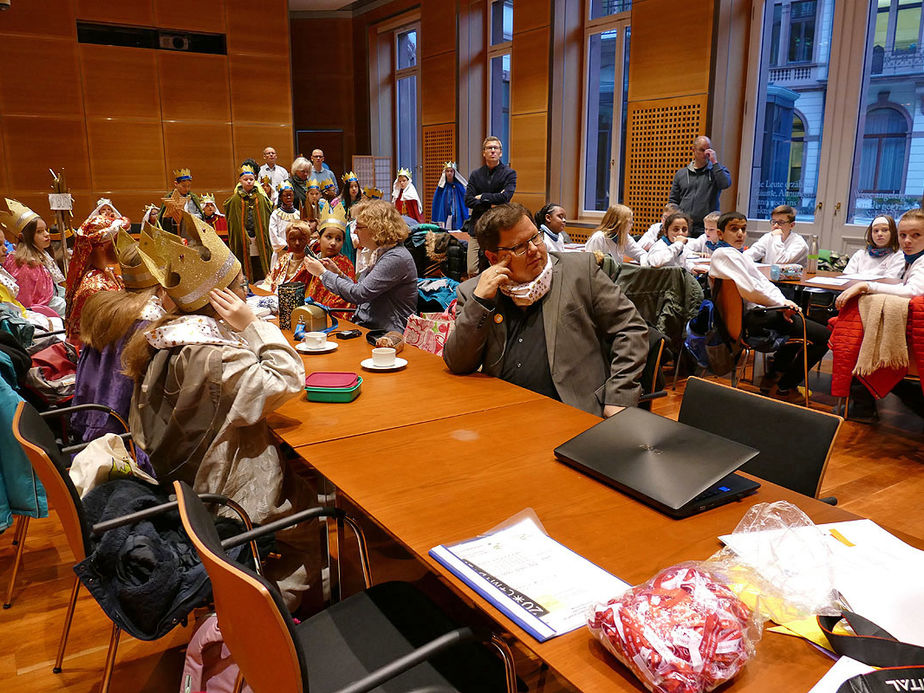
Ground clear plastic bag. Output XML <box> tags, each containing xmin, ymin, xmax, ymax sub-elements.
<box><xmin>588</xmin><ymin>562</ymin><xmax>761</xmax><ymax>693</ymax></box>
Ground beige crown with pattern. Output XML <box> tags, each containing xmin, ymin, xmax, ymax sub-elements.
<box><xmin>0</xmin><ymin>197</ymin><xmax>40</xmax><ymax>243</ymax></box>
<box><xmin>138</xmin><ymin>212</ymin><xmax>241</xmax><ymax>311</ymax></box>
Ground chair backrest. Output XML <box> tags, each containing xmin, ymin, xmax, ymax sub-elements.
<box><xmin>678</xmin><ymin>377</ymin><xmax>843</xmax><ymax>498</ymax></box>
<box><xmin>173</xmin><ymin>481</ymin><xmax>307</xmax><ymax>693</ymax></box>
<box><xmin>12</xmin><ymin>400</ymin><xmax>92</xmax><ymax>560</ymax></box>
<box><xmin>712</xmin><ymin>278</ymin><xmax>745</xmax><ymax>344</ymax></box>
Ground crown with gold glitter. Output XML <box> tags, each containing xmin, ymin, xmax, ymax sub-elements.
<box><xmin>318</xmin><ymin>201</ymin><xmax>347</xmax><ymax>234</ymax></box>
<box><xmin>260</xmin><ymin>175</ymin><xmax>271</xmax><ymax>185</ymax></box>
<box><xmin>363</xmin><ymin>186</ymin><xmax>383</xmax><ymax>200</ymax></box>
<box><xmin>0</xmin><ymin>197</ymin><xmax>40</xmax><ymax>243</ymax></box>
<box><xmin>277</xmin><ymin>180</ymin><xmax>294</xmax><ymax>193</ymax></box>
<box><xmin>200</xmin><ymin>193</ymin><xmax>217</xmax><ymax>206</ymax></box>
<box><xmin>114</xmin><ymin>228</ymin><xmax>159</xmax><ymax>289</ymax></box>
<box><xmin>138</xmin><ymin>212</ymin><xmax>241</xmax><ymax>311</ymax></box>
<box><xmin>320</xmin><ymin>178</ymin><xmax>336</xmax><ymax>190</ymax></box>
<box><xmin>239</xmin><ymin>163</ymin><xmax>258</xmax><ymax>178</ymax></box>
<box><xmin>307</xmin><ymin>178</ymin><xmax>321</xmax><ymax>190</ymax></box>
<box><xmin>342</xmin><ymin>171</ymin><xmax>358</xmax><ymax>184</ymax></box>
<box><xmin>397</xmin><ymin>167</ymin><xmax>412</xmax><ymax>180</ymax></box>
<box><xmin>443</xmin><ymin>161</ymin><xmax>456</xmax><ymax>170</ymax></box>
<box><xmin>172</xmin><ymin>168</ymin><xmax>192</xmax><ymax>181</ymax></box>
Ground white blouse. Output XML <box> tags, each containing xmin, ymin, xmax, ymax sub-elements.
<box><xmin>709</xmin><ymin>247</ymin><xmax>788</xmax><ymax>309</ymax></box>
<box><xmin>867</xmin><ymin>254</ymin><xmax>924</xmax><ymax>298</ymax></box>
<box><xmin>744</xmin><ymin>231</ymin><xmax>809</xmax><ymax>266</ymax></box>
<box><xmin>843</xmin><ymin>248</ymin><xmax>905</xmax><ymax>278</ymax></box>
<box><xmin>645</xmin><ymin>238</ymin><xmax>693</xmax><ymax>269</ymax></box>
<box><xmin>583</xmin><ymin>231</ymin><xmax>647</xmax><ymax>264</ymax></box>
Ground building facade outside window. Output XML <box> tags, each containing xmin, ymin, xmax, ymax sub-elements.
<box><xmin>488</xmin><ymin>0</ymin><xmax>512</xmax><ymax>153</ymax></box>
<box><xmin>395</xmin><ymin>25</ymin><xmax>420</xmax><ymax>176</ymax></box>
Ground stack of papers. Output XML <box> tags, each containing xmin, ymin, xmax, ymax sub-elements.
<box><xmin>804</xmin><ymin>277</ymin><xmax>851</xmax><ymax>287</ymax></box>
<box><xmin>430</xmin><ymin>516</ymin><xmax>628</xmax><ymax>641</ymax></box>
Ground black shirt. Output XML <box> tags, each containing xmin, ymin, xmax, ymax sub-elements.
<box><xmin>465</xmin><ymin>162</ymin><xmax>517</xmax><ymax>229</ymax></box>
<box><xmin>495</xmin><ymin>293</ymin><xmax>559</xmax><ymax>401</ymax></box>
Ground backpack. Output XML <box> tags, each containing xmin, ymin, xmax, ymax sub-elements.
<box><xmin>684</xmin><ymin>299</ymin><xmax>737</xmax><ymax>376</ymax></box>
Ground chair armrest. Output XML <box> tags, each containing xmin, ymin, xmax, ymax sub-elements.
<box><xmin>60</xmin><ymin>431</ymin><xmax>132</xmax><ymax>456</ymax></box>
<box><xmin>41</xmin><ymin>403</ymin><xmax>131</xmax><ymax>434</ymax></box>
<box><xmin>639</xmin><ymin>390</ymin><xmax>668</xmax><ymax>403</ymax></box>
<box><xmin>335</xmin><ymin>627</ymin><xmax>476</xmax><ymax>693</ymax></box>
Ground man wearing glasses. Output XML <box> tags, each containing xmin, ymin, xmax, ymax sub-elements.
<box><xmin>444</xmin><ymin>203</ymin><xmax>648</xmax><ymax>417</ymax></box>
<box><xmin>309</xmin><ymin>149</ymin><xmax>339</xmax><ymax>196</ymax></box>
<box><xmin>465</xmin><ymin>136</ymin><xmax>518</xmax><ymax>275</ymax></box>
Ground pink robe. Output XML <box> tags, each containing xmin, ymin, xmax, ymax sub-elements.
<box><xmin>3</xmin><ymin>256</ymin><xmax>59</xmax><ymax>318</ymax></box>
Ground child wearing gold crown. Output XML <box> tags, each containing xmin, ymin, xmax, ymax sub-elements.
<box><xmin>303</xmin><ymin>205</ymin><xmax>355</xmax><ymax>318</ymax></box>
<box><xmin>224</xmin><ymin>162</ymin><xmax>274</xmax><ymax>281</ymax></box>
<box><xmin>200</xmin><ymin>194</ymin><xmax>228</xmax><ymax>237</ymax></box>
<box><xmin>268</xmin><ymin>180</ymin><xmax>300</xmax><ymax>269</ymax></box>
<box><xmin>2</xmin><ymin>198</ymin><xmax>66</xmax><ymax>319</ymax></box>
<box><xmin>392</xmin><ymin>168</ymin><xmax>422</xmax><ymax>223</ymax></box>
<box><xmin>124</xmin><ymin>215</ymin><xmax>316</xmax><ymax>610</ymax></box>
<box><xmin>431</xmin><ymin>162</ymin><xmax>468</xmax><ymax>230</ymax></box>
<box><xmin>158</xmin><ymin>168</ymin><xmax>204</xmax><ymax>235</ymax></box>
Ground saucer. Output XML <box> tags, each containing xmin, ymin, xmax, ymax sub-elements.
<box><xmin>360</xmin><ymin>357</ymin><xmax>408</xmax><ymax>371</ymax></box>
<box><xmin>296</xmin><ymin>341</ymin><xmax>339</xmax><ymax>354</ymax></box>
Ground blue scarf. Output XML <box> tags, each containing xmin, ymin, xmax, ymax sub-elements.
<box><xmin>716</xmin><ymin>240</ymin><xmax>743</xmax><ymax>252</ymax></box>
<box><xmin>904</xmin><ymin>249</ymin><xmax>924</xmax><ymax>266</ymax></box>
<box><xmin>540</xmin><ymin>224</ymin><xmax>559</xmax><ymax>243</ymax></box>
<box><xmin>867</xmin><ymin>245</ymin><xmax>892</xmax><ymax>259</ymax></box>
<box><xmin>660</xmin><ymin>236</ymin><xmax>673</xmax><ymax>246</ymax></box>
<box><xmin>705</xmin><ymin>240</ymin><xmax>720</xmax><ymax>252</ymax></box>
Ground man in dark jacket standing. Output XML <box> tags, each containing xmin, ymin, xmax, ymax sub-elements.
<box><xmin>669</xmin><ymin>136</ymin><xmax>731</xmax><ymax>237</ymax></box>
<box><xmin>465</xmin><ymin>136</ymin><xmax>517</xmax><ymax>275</ymax></box>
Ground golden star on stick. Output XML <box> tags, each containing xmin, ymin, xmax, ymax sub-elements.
<box><xmin>162</xmin><ymin>189</ymin><xmax>186</xmax><ymax>223</ymax></box>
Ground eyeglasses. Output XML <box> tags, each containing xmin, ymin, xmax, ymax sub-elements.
<box><xmin>497</xmin><ymin>231</ymin><xmax>544</xmax><ymax>256</ymax></box>
<box><xmin>770</xmin><ymin>219</ymin><xmax>793</xmax><ymax>227</ymax></box>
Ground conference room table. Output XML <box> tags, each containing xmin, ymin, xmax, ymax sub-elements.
<box><xmin>266</xmin><ymin>320</ymin><xmax>908</xmax><ymax>692</ymax></box>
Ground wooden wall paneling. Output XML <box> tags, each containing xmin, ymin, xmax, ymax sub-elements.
<box><xmin>510</xmin><ymin>192</ymin><xmax>547</xmax><ymax>215</ymax></box>
<box><xmin>155</xmin><ymin>0</ymin><xmax>226</xmax><ymax>33</ymax></box>
<box><xmin>420</xmin><ymin>54</ymin><xmax>456</xmax><ymax>127</ymax></box>
<box><xmin>628</xmin><ymin>0</ymin><xmax>713</xmax><ymax>102</ymax></box>
<box><xmin>225</xmin><ymin>0</ymin><xmax>289</xmax><ymax>56</ymax></box>
<box><xmin>510</xmin><ymin>27</ymin><xmax>550</xmax><ymax>115</ymax></box>
<box><xmin>422</xmin><ymin>124</ymin><xmax>456</xmax><ymax>221</ymax></box>
<box><xmin>1</xmin><ymin>116</ymin><xmax>92</xmax><ymax>191</ymax></box>
<box><xmin>228</xmin><ymin>53</ymin><xmax>293</xmax><ymax>125</ymax></box>
<box><xmin>86</xmin><ymin>120</ymin><xmax>166</xmax><ymax>192</ymax></box>
<box><xmin>509</xmin><ymin>112</ymin><xmax>547</xmax><ymax>193</ymax></box>
<box><xmin>511</xmin><ymin>0</ymin><xmax>551</xmax><ymax>35</ymax></box>
<box><xmin>232</xmin><ymin>124</ymin><xmax>294</xmax><ymax>170</ymax></box>
<box><xmin>624</xmin><ymin>96</ymin><xmax>708</xmax><ymax>229</ymax></box>
<box><xmin>76</xmin><ymin>0</ymin><xmax>154</xmax><ymax>25</ymax></box>
<box><xmin>0</xmin><ymin>124</ymin><xmax>8</xmax><ymax>192</ymax></box>
<box><xmin>420</xmin><ymin>0</ymin><xmax>456</xmax><ymax>59</ymax></box>
<box><xmin>5</xmin><ymin>191</ymin><xmax>79</xmax><ymax>224</ymax></box>
<box><xmin>158</xmin><ymin>51</ymin><xmax>231</xmax><ymax>122</ymax></box>
<box><xmin>0</xmin><ymin>36</ymin><xmax>83</xmax><ymax>116</ymax></box>
<box><xmin>162</xmin><ymin>121</ymin><xmax>234</xmax><ymax>190</ymax></box>
<box><xmin>85</xmin><ymin>191</ymin><xmax>168</xmax><ymax>225</ymax></box>
<box><xmin>0</xmin><ymin>0</ymin><xmax>76</xmax><ymax>37</ymax></box>
<box><xmin>81</xmin><ymin>45</ymin><xmax>160</xmax><ymax>119</ymax></box>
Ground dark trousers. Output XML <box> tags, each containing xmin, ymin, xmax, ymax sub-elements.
<box><xmin>743</xmin><ymin>311</ymin><xmax>830</xmax><ymax>389</ymax></box>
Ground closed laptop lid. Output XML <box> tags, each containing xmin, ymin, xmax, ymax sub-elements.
<box><xmin>554</xmin><ymin>408</ymin><xmax>758</xmax><ymax>511</ymax></box>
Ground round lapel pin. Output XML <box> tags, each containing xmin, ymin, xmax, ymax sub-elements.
<box><xmin>493</xmin><ymin>314</ymin><xmax>504</xmax><ymax>324</ymax></box>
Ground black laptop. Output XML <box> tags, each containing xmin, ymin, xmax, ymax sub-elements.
<box><xmin>554</xmin><ymin>408</ymin><xmax>761</xmax><ymax>518</ymax></box>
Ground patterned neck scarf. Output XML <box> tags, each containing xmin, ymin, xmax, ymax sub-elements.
<box><xmin>499</xmin><ymin>256</ymin><xmax>553</xmax><ymax>307</ymax></box>
<box><xmin>716</xmin><ymin>240</ymin><xmax>743</xmax><ymax>252</ymax></box>
<box><xmin>868</xmin><ymin>245</ymin><xmax>892</xmax><ymax>259</ymax></box>
<box><xmin>145</xmin><ymin>315</ymin><xmax>248</xmax><ymax>350</ymax></box>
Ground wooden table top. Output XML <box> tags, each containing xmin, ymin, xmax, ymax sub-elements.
<box><xmin>267</xmin><ymin>322</ymin><xmax>545</xmax><ymax>448</ymax></box>
<box><xmin>294</xmin><ymin>397</ymin><xmax>868</xmax><ymax>692</ymax></box>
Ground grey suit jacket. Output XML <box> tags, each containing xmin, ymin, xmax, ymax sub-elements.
<box><xmin>443</xmin><ymin>252</ymin><xmax>648</xmax><ymax>415</ymax></box>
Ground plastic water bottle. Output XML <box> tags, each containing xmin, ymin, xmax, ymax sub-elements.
<box><xmin>806</xmin><ymin>234</ymin><xmax>819</xmax><ymax>275</ymax></box>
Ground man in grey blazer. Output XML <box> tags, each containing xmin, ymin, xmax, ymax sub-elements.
<box><xmin>443</xmin><ymin>203</ymin><xmax>648</xmax><ymax>416</ymax></box>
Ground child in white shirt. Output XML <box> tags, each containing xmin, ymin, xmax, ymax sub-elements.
<box><xmin>646</xmin><ymin>211</ymin><xmax>693</xmax><ymax>269</ymax></box>
<box><xmin>583</xmin><ymin>203</ymin><xmax>646</xmax><ymax>264</ymax></box>
<box><xmin>638</xmin><ymin>202</ymin><xmax>680</xmax><ymax>251</ymax></box>
<box><xmin>842</xmin><ymin>215</ymin><xmax>905</xmax><ymax>278</ymax></box>
<box><xmin>685</xmin><ymin>211</ymin><xmax>720</xmax><ymax>273</ymax></box>
<box><xmin>744</xmin><ymin>204</ymin><xmax>808</xmax><ymax>266</ymax></box>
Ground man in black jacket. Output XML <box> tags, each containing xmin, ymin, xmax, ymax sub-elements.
<box><xmin>465</xmin><ymin>136</ymin><xmax>517</xmax><ymax>275</ymax></box>
<box><xmin>668</xmin><ymin>135</ymin><xmax>731</xmax><ymax>237</ymax></box>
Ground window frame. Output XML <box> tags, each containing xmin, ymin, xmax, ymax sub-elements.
<box><xmin>393</xmin><ymin>21</ymin><xmax>421</xmax><ymax>181</ymax></box>
<box><xmin>578</xmin><ymin>7</ymin><xmax>631</xmax><ymax>217</ymax></box>
<box><xmin>486</xmin><ymin>0</ymin><xmax>512</xmax><ymax>155</ymax></box>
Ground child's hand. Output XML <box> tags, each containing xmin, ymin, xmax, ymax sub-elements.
<box><xmin>209</xmin><ymin>287</ymin><xmax>256</xmax><ymax>332</ymax></box>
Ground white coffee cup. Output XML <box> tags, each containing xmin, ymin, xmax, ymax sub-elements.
<box><xmin>305</xmin><ymin>331</ymin><xmax>326</xmax><ymax>348</ymax></box>
<box><xmin>371</xmin><ymin>347</ymin><xmax>396</xmax><ymax>367</ymax></box>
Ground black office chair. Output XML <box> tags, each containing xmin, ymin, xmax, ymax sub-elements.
<box><xmin>678</xmin><ymin>377</ymin><xmax>843</xmax><ymax>502</ymax></box>
<box><xmin>173</xmin><ymin>480</ymin><xmax>518</xmax><ymax>693</ymax></box>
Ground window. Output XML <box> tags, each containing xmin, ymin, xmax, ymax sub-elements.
<box><xmin>582</xmin><ymin>3</ymin><xmax>631</xmax><ymax>213</ymax></box>
<box><xmin>589</xmin><ymin>0</ymin><xmax>632</xmax><ymax>20</ymax></box>
<box><xmin>487</xmin><ymin>0</ymin><xmax>512</xmax><ymax>152</ymax></box>
<box><xmin>788</xmin><ymin>0</ymin><xmax>817</xmax><ymax>62</ymax></box>
<box><xmin>395</xmin><ymin>26</ymin><xmax>420</xmax><ymax>175</ymax></box>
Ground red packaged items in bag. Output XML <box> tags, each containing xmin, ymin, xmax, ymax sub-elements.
<box><xmin>588</xmin><ymin>563</ymin><xmax>760</xmax><ymax>693</ymax></box>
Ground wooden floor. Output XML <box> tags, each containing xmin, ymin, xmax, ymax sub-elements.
<box><xmin>1</xmin><ymin>373</ymin><xmax>921</xmax><ymax>693</ymax></box>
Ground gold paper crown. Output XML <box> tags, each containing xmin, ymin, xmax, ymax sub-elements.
<box><xmin>138</xmin><ymin>212</ymin><xmax>241</xmax><ymax>311</ymax></box>
<box><xmin>318</xmin><ymin>201</ymin><xmax>347</xmax><ymax>234</ymax></box>
<box><xmin>277</xmin><ymin>180</ymin><xmax>294</xmax><ymax>193</ymax></box>
<box><xmin>200</xmin><ymin>193</ymin><xmax>217</xmax><ymax>205</ymax></box>
<box><xmin>342</xmin><ymin>171</ymin><xmax>358</xmax><ymax>183</ymax></box>
<box><xmin>397</xmin><ymin>168</ymin><xmax>412</xmax><ymax>180</ymax></box>
<box><xmin>114</xmin><ymin>228</ymin><xmax>159</xmax><ymax>289</ymax></box>
<box><xmin>173</xmin><ymin>168</ymin><xmax>192</xmax><ymax>181</ymax></box>
<box><xmin>0</xmin><ymin>198</ymin><xmax>41</xmax><ymax>243</ymax></box>
<box><xmin>239</xmin><ymin>163</ymin><xmax>258</xmax><ymax>177</ymax></box>
<box><xmin>443</xmin><ymin>161</ymin><xmax>456</xmax><ymax>169</ymax></box>
<box><xmin>260</xmin><ymin>175</ymin><xmax>271</xmax><ymax>185</ymax></box>
<box><xmin>363</xmin><ymin>186</ymin><xmax>383</xmax><ymax>200</ymax></box>
<box><xmin>320</xmin><ymin>178</ymin><xmax>335</xmax><ymax>189</ymax></box>
<box><xmin>307</xmin><ymin>178</ymin><xmax>321</xmax><ymax>189</ymax></box>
